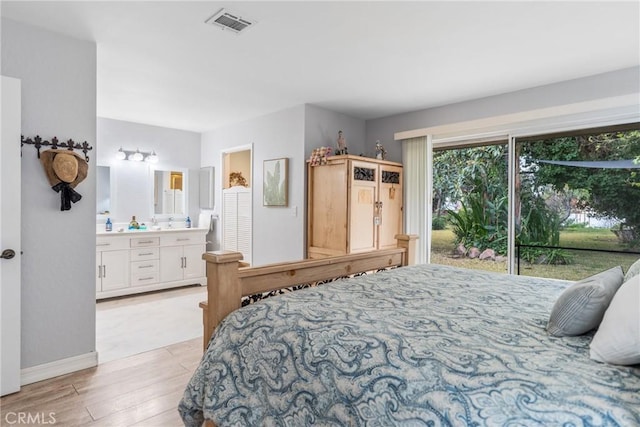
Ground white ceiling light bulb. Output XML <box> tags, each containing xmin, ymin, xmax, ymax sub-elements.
<box><xmin>146</xmin><ymin>150</ymin><xmax>159</xmax><ymax>163</ymax></box>
<box><xmin>131</xmin><ymin>149</ymin><xmax>143</xmax><ymax>162</ymax></box>
<box><xmin>115</xmin><ymin>147</ymin><xmax>126</xmax><ymax>160</ymax></box>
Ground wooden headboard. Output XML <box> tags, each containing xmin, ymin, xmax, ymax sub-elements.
<box><xmin>199</xmin><ymin>234</ymin><xmax>417</xmax><ymax>350</ymax></box>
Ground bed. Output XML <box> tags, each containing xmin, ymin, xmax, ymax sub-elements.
<box><xmin>179</xmin><ymin>237</ymin><xmax>640</xmax><ymax>426</ymax></box>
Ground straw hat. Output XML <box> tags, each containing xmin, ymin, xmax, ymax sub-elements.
<box><xmin>40</xmin><ymin>149</ymin><xmax>88</xmax><ymax>188</ymax></box>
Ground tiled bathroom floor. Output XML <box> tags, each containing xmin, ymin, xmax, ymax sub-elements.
<box><xmin>96</xmin><ymin>285</ymin><xmax>206</xmax><ymax>363</ymax></box>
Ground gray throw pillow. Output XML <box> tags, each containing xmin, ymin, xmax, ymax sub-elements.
<box><xmin>547</xmin><ymin>266</ymin><xmax>624</xmax><ymax>337</ymax></box>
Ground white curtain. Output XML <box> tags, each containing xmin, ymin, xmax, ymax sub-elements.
<box><xmin>402</xmin><ymin>136</ymin><xmax>430</xmax><ymax>264</ymax></box>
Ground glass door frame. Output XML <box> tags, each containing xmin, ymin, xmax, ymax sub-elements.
<box><xmin>428</xmin><ymin>134</ymin><xmax>515</xmax><ymax>273</ymax></box>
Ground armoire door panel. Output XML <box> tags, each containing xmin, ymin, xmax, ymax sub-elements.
<box><xmin>378</xmin><ymin>165</ymin><xmax>403</xmax><ymax>249</ymax></box>
<box><xmin>349</xmin><ymin>160</ymin><xmax>378</xmax><ymax>253</ymax></box>
<box><xmin>349</xmin><ymin>185</ymin><xmax>377</xmax><ymax>252</ymax></box>
<box><xmin>308</xmin><ymin>162</ymin><xmax>348</xmax><ymax>253</ymax></box>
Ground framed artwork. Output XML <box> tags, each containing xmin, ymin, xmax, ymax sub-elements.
<box><xmin>263</xmin><ymin>158</ymin><xmax>288</xmax><ymax>206</ymax></box>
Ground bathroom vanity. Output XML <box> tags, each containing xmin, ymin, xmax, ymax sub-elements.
<box><xmin>96</xmin><ymin>228</ymin><xmax>207</xmax><ymax>299</ymax></box>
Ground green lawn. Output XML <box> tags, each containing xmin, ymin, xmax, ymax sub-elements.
<box><xmin>431</xmin><ymin>227</ymin><xmax>639</xmax><ymax>281</ymax></box>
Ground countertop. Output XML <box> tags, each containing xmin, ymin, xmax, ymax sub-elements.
<box><xmin>96</xmin><ymin>227</ymin><xmax>208</xmax><ymax>236</ymax></box>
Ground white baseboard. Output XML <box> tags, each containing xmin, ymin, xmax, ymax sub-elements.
<box><xmin>96</xmin><ymin>278</ymin><xmax>205</xmax><ymax>300</ymax></box>
<box><xmin>21</xmin><ymin>351</ymin><xmax>98</xmax><ymax>386</ymax></box>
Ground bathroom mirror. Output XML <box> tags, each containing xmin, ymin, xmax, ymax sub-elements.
<box><xmin>96</xmin><ymin>165</ymin><xmax>111</xmax><ymax>215</ymax></box>
<box><xmin>153</xmin><ymin>169</ymin><xmax>186</xmax><ymax>215</ymax></box>
<box><xmin>199</xmin><ymin>166</ymin><xmax>215</xmax><ymax>209</ymax></box>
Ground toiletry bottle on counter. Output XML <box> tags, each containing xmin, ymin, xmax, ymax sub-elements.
<box><xmin>129</xmin><ymin>216</ymin><xmax>139</xmax><ymax>230</ymax></box>
<box><xmin>185</xmin><ymin>216</ymin><xmax>191</xmax><ymax>228</ymax></box>
<box><xmin>105</xmin><ymin>217</ymin><xmax>112</xmax><ymax>232</ymax></box>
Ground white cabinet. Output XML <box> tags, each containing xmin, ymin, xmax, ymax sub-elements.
<box><xmin>96</xmin><ymin>250</ymin><xmax>130</xmax><ymax>292</ymax></box>
<box><xmin>183</xmin><ymin>244</ymin><xmax>205</xmax><ymax>279</ymax></box>
<box><xmin>96</xmin><ymin>229</ymin><xmax>206</xmax><ymax>299</ymax></box>
<box><xmin>158</xmin><ymin>245</ymin><xmax>204</xmax><ymax>282</ymax></box>
<box><xmin>160</xmin><ymin>245</ymin><xmax>184</xmax><ymax>282</ymax></box>
<box><xmin>130</xmin><ymin>246</ymin><xmax>160</xmax><ymax>287</ymax></box>
<box><xmin>129</xmin><ymin>237</ymin><xmax>160</xmax><ymax>287</ymax></box>
<box><xmin>96</xmin><ymin>236</ymin><xmax>130</xmax><ymax>293</ymax></box>
<box><xmin>223</xmin><ymin>187</ymin><xmax>252</xmax><ymax>265</ymax></box>
<box><xmin>159</xmin><ymin>232</ymin><xmax>206</xmax><ymax>282</ymax></box>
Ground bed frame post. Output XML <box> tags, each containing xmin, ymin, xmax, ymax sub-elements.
<box><xmin>396</xmin><ymin>234</ymin><xmax>418</xmax><ymax>266</ymax></box>
<box><xmin>201</xmin><ymin>251</ymin><xmax>244</xmax><ymax>350</ymax></box>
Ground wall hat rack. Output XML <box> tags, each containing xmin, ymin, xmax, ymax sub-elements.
<box><xmin>21</xmin><ymin>135</ymin><xmax>93</xmax><ymax>211</ymax></box>
<box><xmin>21</xmin><ymin>135</ymin><xmax>93</xmax><ymax>162</ymax></box>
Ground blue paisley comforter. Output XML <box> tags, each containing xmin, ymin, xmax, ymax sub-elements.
<box><xmin>179</xmin><ymin>264</ymin><xmax>640</xmax><ymax>426</ymax></box>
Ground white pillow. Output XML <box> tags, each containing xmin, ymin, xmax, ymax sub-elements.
<box><xmin>590</xmin><ymin>275</ymin><xmax>640</xmax><ymax>365</ymax></box>
<box><xmin>547</xmin><ymin>266</ymin><xmax>624</xmax><ymax>337</ymax></box>
<box><xmin>624</xmin><ymin>257</ymin><xmax>640</xmax><ymax>282</ymax></box>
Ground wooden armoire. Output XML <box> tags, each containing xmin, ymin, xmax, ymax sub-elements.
<box><xmin>307</xmin><ymin>155</ymin><xmax>403</xmax><ymax>259</ymax></box>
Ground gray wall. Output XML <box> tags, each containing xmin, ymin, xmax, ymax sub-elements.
<box><xmin>366</xmin><ymin>66</ymin><xmax>640</xmax><ymax>162</ymax></box>
<box><xmin>303</xmin><ymin>105</ymin><xmax>366</xmax><ymax>158</ymax></box>
<box><xmin>96</xmin><ymin>118</ymin><xmax>201</xmax><ymax>226</ymax></box>
<box><xmin>201</xmin><ymin>105</ymin><xmax>306</xmax><ymax>266</ymax></box>
<box><xmin>200</xmin><ymin>104</ymin><xmax>368</xmax><ymax>265</ymax></box>
<box><xmin>1</xmin><ymin>18</ymin><xmax>97</xmax><ymax>368</ymax></box>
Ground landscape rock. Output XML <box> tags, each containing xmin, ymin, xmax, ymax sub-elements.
<box><xmin>468</xmin><ymin>247</ymin><xmax>481</xmax><ymax>259</ymax></box>
<box><xmin>479</xmin><ymin>248</ymin><xmax>496</xmax><ymax>260</ymax></box>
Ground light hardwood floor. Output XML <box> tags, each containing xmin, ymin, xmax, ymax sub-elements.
<box><xmin>0</xmin><ymin>338</ymin><xmax>201</xmax><ymax>426</ymax></box>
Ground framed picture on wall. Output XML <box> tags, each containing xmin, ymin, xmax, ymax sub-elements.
<box><xmin>263</xmin><ymin>158</ymin><xmax>288</xmax><ymax>206</ymax></box>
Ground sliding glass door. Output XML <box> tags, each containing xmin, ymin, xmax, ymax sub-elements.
<box><xmin>430</xmin><ymin>140</ymin><xmax>509</xmax><ymax>273</ymax></box>
<box><xmin>426</xmin><ymin>124</ymin><xmax>639</xmax><ymax>280</ymax></box>
<box><xmin>514</xmin><ymin>126</ymin><xmax>640</xmax><ymax>280</ymax></box>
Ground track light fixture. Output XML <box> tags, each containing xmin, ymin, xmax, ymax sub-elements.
<box><xmin>115</xmin><ymin>147</ymin><xmax>159</xmax><ymax>163</ymax></box>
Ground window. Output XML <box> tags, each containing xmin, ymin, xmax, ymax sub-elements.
<box><xmin>514</xmin><ymin>125</ymin><xmax>640</xmax><ymax>280</ymax></box>
<box><xmin>427</xmin><ymin>124</ymin><xmax>640</xmax><ymax>280</ymax></box>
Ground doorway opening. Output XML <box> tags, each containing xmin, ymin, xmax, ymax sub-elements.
<box><xmin>221</xmin><ymin>145</ymin><xmax>253</xmax><ymax>266</ymax></box>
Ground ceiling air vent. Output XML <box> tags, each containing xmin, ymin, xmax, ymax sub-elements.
<box><xmin>205</xmin><ymin>9</ymin><xmax>257</xmax><ymax>34</ymax></box>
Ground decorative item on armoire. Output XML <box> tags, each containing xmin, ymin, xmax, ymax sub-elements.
<box><xmin>40</xmin><ymin>148</ymin><xmax>88</xmax><ymax>211</ymax></box>
<box><xmin>375</xmin><ymin>140</ymin><xmax>387</xmax><ymax>160</ymax></box>
<box><xmin>309</xmin><ymin>146</ymin><xmax>332</xmax><ymax>166</ymax></box>
<box><xmin>335</xmin><ymin>130</ymin><xmax>348</xmax><ymax>155</ymax></box>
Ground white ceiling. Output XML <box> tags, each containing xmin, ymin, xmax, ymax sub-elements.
<box><xmin>2</xmin><ymin>1</ymin><xmax>639</xmax><ymax>133</ymax></box>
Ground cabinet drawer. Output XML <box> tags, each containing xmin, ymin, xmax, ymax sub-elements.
<box><xmin>130</xmin><ymin>247</ymin><xmax>159</xmax><ymax>261</ymax></box>
<box><xmin>131</xmin><ymin>259</ymin><xmax>159</xmax><ymax>274</ymax></box>
<box><xmin>160</xmin><ymin>232</ymin><xmax>205</xmax><ymax>246</ymax></box>
<box><xmin>130</xmin><ymin>272</ymin><xmax>159</xmax><ymax>286</ymax></box>
<box><xmin>130</xmin><ymin>237</ymin><xmax>160</xmax><ymax>248</ymax></box>
<box><xmin>96</xmin><ymin>236</ymin><xmax>130</xmax><ymax>251</ymax></box>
